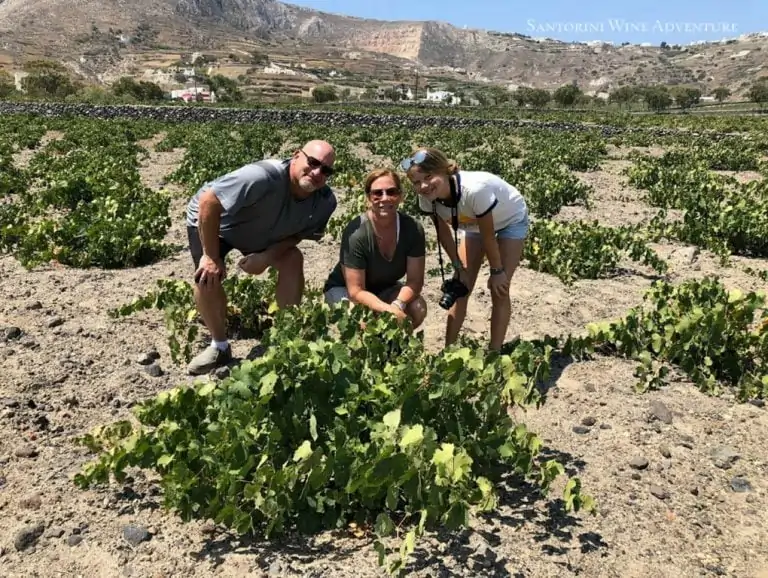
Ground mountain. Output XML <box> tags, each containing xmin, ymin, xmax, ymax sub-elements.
<box><xmin>1</xmin><ymin>0</ymin><xmax>766</xmax><ymax>95</ymax></box>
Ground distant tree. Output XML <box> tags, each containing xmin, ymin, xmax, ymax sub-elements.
<box><xmin>205</xmin><ymin>74</ymin><xmax>243</xmax><ymax>102</ymax></box>
<box><xmin>643</xmin><ymin>86</ymin><xmax>672</xmax><ymax>112</ymax></box>
<box><xmin>553</xmin><ymin>83</ymin><xmax>582</xmax><ymax>107</ymax></box>
<box><xmin>112</xmin><ymin>77</ymin><xmax>164</xmax><ymax>102</ymax></box>
<box><xmin>747</xmin><ymin>81</ymin><xmax>768</xmax><ymax>108</ymax></box>
<box><xmin>513</xmin><ymin>87</ymin><xmax>531</xmax><ymax>106</ymax></box>
<box><xmin>22</xmin><ymin>59</ymin><xmax>67</xmax><ymax>74</ymax></box>
<box><xmin>672</xmin><ymin>86</ymin><xmax>701</xmax><ymax>110</ymax></box>
<box><xmin>473</xmin><ymin>89</ymin><xmax>490</xmax><ymax>106</ymax></box>
<box><xmin>712</xmin><ymin>87</ymin><xmax>731</xmax><ymax>103</ymax></box>
<box><xmin>66</xmin><ymin>85</ymin><xmax>114</xmax><ymax>104</ymax></box>
<box><xmin>383</xmin><ymin>87</ymin><xmax>402</xmax><ymax>101</ymax></box>
<box><xmin>486</xmin><ymin>85</ymin><xmax>509</xmax><ymax>105</ymax></box>
<box><xmin>609</xmin><ymin>85</ymin><xmax>637</xmax><ymax>108</ymax></box>
<box><xmin>527</xmin><ymin>88</ymin><xmax>551</xmax><ymax>108</ymax></box>
<box><xmin>0</xmin><ymin>70</ymin><xmax>16</xmax><ymax>98</ymax></box>
<box><xmin>21</xmin><ymin>70</ymin><xmax>80</xmax><ymax>99</ymax></box>
<box><xmin>250</xmin><ymin>51</ymin><xmax>269</xmax><ymax>65</ymax></box>
<box><xmin>312</xmin><ymin>84</ymin><xmax>337</xmax><ymax>103</ymax></box>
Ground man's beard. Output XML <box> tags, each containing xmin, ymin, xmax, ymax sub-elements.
<box><xmin>298</xmin><ymin>176</ymin><xmax>317</xmax><ymax>193</ymax></box>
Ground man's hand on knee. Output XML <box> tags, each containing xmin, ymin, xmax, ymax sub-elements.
<box><xmin>195</xmin><ymin>254</ymin><xmax>226</xmax><ymax>287</ymax></box>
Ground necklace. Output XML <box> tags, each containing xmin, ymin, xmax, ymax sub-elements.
<box><xmin>368</xmin><ymin>211</ymin><xmax>399</xmax><ymax>262</ymax></box>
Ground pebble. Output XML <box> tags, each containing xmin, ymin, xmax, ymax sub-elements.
<box><xmin>572</xmin><ymin>425</ymin><xmax>590</xmax><ymax>434</ymax></box>
<box><xmin>630</xmin><ymin>457</ymin><xmax>649</xmax><ymax>470</ymax></box>
<box><xmin>144</xmin><ymin>363</ymin><xmax>163</xmax><ymax>377</ymax></box>
<box><xmin>649</xmin><ymin>485</ymin><xmax>669</xmax><ymax>500</ymax></box>
<box><xmin>68</xmin><ymin>535</ymin><xmax>83</xmax><ymax>547</ymax></box>
<box><xmin>730</xmin><ymin>477</ymin><xmax>752</xmax><ymax>493</ymax></box>
<box><xmin>123</xmin><ymin>524</ymin><xmax>150</xmax><ymax>547</ymax></box>
<box><xmin>47</xmin><ymin>316</ymin><xmax>64</xmax><ymax>328</ymax></box>
<box><xmin>659</xmin><ymin>445</ymin><xmax>672</xmax><ymax>458</ymax></box>
<box><xmin>4</xmin><ymin>326</ymin><xmax>22</xmax><ymax>340</ymax></box>
<box><xmin>650</xmin><ymin>401</ymin><xmax>673</xmax><ymax>424</ymax></box>
<box><xmin>15</xmin><ymin>445</ymin><xmax>39</xmax><ymax>458</ymax></box>
<box><xmin>19</xmin><ymin>494</ymin><xmax>43</xmax><ymax>510</ymax></box>
<box><xmin>137</xmin><ymin>350</ymin><xmax>160</xmax><ymax>365</ymax></box>
<box><xmin>711</xmin><ymin>446</ymin><xmax>739</xmax><ymax>469</ymax></box>
<box><xmin>14</xmin><ymin>523</ymin><xmax>45</xmax><ymax>551</ymax></box>
<box><xmin>581</xmin><ymin>416</ymin><xmax>597</xmax><ymax>426</ymax></box>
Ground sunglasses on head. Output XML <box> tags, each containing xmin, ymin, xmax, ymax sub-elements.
<box><xmin>399</xmin><ymin>149</ymin><xmax>428</xmax><ymax>172</ymax></box>
<box><xmin>300</xmin><ymin>149</ymin><xmax>334</xmax><ymax>176</ymax></box>
<box><xmin>369</xmin><ymin>187</ymin><xmax>401</xmax><ymax>198</ymax></box>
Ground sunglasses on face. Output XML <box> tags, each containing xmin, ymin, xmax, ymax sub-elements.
<box><xmin>369</xmin><ymin>187</ymin><xmax>401</xmax><ymax>198</ymax></box>
<box><xmin>399</xmin><ymin>149</ymin><xmax>428</xmax><ymax>172</ymax></box>
<box><xmin>300</xmin><ymin>149</ymin><xmax>334</xmax><ymax>176</ymax></box>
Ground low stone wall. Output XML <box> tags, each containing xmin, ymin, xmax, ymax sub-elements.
<box><xmin>0</xmin><ymin>101</ymin><xmax>725</xmax><ymax>137</ymax></box>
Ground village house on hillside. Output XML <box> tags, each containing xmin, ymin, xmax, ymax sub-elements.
<box><xmin>170</xmin><ymin>85</ymin><xmax>216</xmax><ymax>103</ymax></box>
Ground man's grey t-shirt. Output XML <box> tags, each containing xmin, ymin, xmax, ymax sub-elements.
<box><xmin>185</xmin><ymin>158</ymin><xmax>337</xmax><ymax>254</ymax></box>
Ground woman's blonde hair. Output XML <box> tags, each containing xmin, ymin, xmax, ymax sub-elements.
<box><xmin>363</xmin><ymin>168</ymin><xmax>403</xmax><ymax>195</ymax></box>
<box><xmin>405</xmin><ymin>147</ymin><xmax>459</xmax><ymax>175</ymax></box>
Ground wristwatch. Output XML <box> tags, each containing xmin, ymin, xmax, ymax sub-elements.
<box><xmin>392</xmin><ymin>298</ymin><xmax>407</xmax><ymax>311</ymax></box>
<box><xmin>490</xmin><ymin>267</ymin><xmax>505</xmax><ymax>276</ymax></box>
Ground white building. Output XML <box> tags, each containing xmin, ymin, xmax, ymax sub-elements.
<box><xmin>424</xmin><ymin>89</ymin><xmax>461</xmax><ymax>105</ymax></box>
<box><xmin>170</xmin><ymin>86</ymin><xmax>216</xmax><ymax>103</ymax></box>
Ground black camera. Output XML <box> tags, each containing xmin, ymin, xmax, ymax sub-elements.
<box><xmin>439</xmin><ymin>277</ymin><xmax>470</xmax><ymax>310</ymax></box>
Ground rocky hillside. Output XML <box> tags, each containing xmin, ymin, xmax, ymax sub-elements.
<box><xmin>0</xmin><ymin>0</ymin><xmax>766</xmax><ymax>93</ymax></box>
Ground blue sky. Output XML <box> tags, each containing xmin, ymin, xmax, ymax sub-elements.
<box><xmin>287</xmin><ymin>0</ymin><xmax>765</xmax><ymax>45</ymax></box>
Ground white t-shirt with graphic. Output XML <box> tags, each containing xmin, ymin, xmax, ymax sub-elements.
<box><xmin>418</xmin><ymin>170</ymin><xmax>527</xmax><ymax>233</ymax></box>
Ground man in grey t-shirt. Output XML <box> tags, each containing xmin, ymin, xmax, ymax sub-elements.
<box><xmin>184</xmin><ymin>139</ymin><xmax>337</xmax><ymax>375</ymax></box>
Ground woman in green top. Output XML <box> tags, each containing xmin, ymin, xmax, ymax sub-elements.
<box><xmin>323</xmin><ymin>168</ymin><xmax>428</xmax><ymax>328</ymax></box>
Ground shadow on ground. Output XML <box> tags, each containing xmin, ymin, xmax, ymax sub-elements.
<box><xmin>404</xmin><ymin>448</ymin><xmax>604</xmax><ymax>577</ymax></box>
<box><xmin>177</xmin><ymin>445</ymin><xmax>605</xmax><ymax>577</ymax></box>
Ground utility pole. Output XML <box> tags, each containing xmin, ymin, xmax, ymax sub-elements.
<box><xmin>414</xmin><ymin>71</ymin><xmax>419</xmax><ymax>101</ymax></box>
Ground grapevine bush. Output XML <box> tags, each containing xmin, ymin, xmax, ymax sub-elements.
<box><xmin>0</xmin><ymin>123</ymin><xmax>174</xmax><ymax>268</ymax></box>
<box><xmin>574</xmin><ymin>276</ymin><xmax>768</xmax><ymax>400</ymax></box>
<box><xmin>525</xmin><ymin>219</ymin><xmax>668</xmax><ymax>284</ymax></box>
<box><xmin>75</xmin><ymin>300</ymin><xmax>594</xmax><ymax>575</ymax></box>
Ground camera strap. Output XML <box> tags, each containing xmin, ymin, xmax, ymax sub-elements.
<box><xmin>431</xmin><ymin>174</ymin><xmax>461</xmax><ymax>285</ymax></box>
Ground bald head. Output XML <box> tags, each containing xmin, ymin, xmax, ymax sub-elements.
<box><xmin>302</xmin><ymin>139</ymin><xmax>335</xmax><ymax>165</ymax></box>
<box><xmin>289</xmin><ymin>139</ymin><xmax>336</xmax><ymax>197</ymax></box>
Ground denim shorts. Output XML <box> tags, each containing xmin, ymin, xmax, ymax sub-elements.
<box><xmin>464</xmin><ymin>212</ymin><xmax>529</xmax><ymax>240</ymax></box>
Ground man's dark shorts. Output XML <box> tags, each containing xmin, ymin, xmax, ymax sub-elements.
<box><xmin>187</xmin><ymin>226</ymin><xmax>236</xmax><ymax>269</ymax></box>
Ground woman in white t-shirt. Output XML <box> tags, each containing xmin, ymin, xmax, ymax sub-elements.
<box><xmin>400</xmin><ymin>147</ymin><xmax>529</xmax><ymax>351</ymax></box>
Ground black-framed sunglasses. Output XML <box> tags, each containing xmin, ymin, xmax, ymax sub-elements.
<box><xmin>300</xmin><ymin>149</ymin><xmax>334</xmax><ymax>177</ymax></box>
<box><xmin>399</xmin><ymin>149</ymin><xmax>428</xmax><ymax>172</ymax></box>
<box><xmin>369</xmin><ymin>187</ymin><xmax>401</xmax><ymax>198</ymax></box>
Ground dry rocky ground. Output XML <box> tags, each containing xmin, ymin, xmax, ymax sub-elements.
<box><xmin>1</xmin><ymin>134</ymin><xmax>768</xmax><ymax>578</ymax></box>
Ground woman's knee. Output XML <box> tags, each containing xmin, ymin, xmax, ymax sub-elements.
<box><xmin>408</xmin><ymin>296</ymin><xmax>428</xmax><ymax>327</ymax></box>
